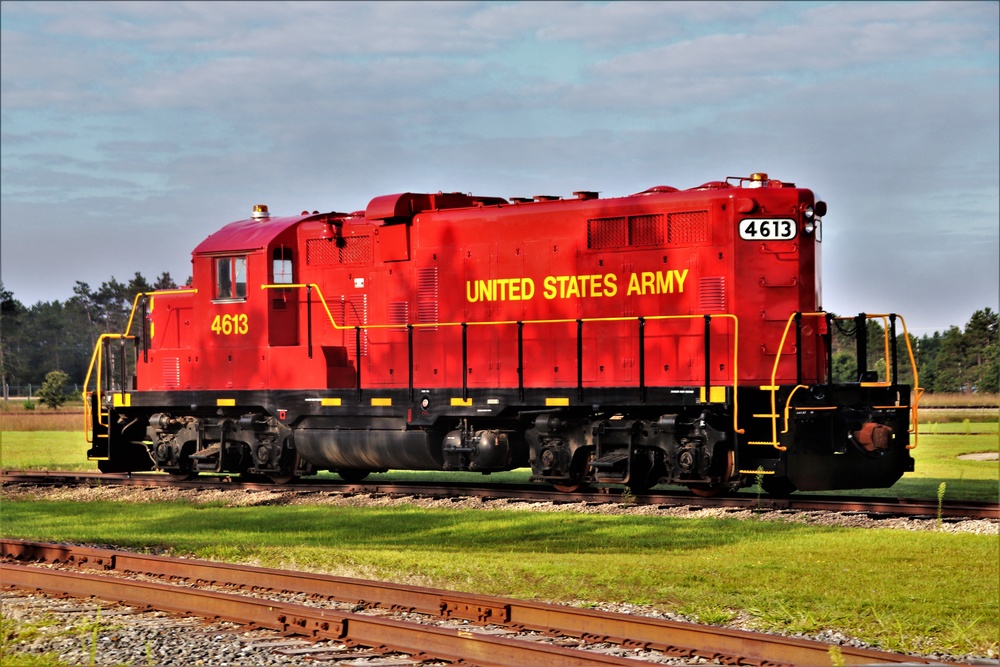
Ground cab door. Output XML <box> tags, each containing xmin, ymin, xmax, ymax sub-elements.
<box><xmin>268</xmin><ymin>245</ymin><xmax>299</xmax><ymax>346</ymax></box>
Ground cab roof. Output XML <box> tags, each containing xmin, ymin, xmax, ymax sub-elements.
<box><xmin>193</xmin><ymin>214</ymin><xmax>309</xmax><ymax>256</ymax></box>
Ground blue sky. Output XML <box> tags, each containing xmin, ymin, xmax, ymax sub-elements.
<box><xmin>2</xmin><ymin>0</ymin><xmax>997</xmax><ymax>335</ymax></box>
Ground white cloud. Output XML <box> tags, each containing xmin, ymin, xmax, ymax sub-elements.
<box><xmin>1</xmin><ymin>0</ymin><xmax>996</xmax><ymax>331</ymax></box>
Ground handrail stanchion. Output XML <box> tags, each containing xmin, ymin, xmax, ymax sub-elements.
<box><xmin>407</xmin><ymin>324</ymin><xmax>414</xmax><ymax>402</ymax></box>
<box><xmin>890</xmin><ymin>314</ymin><xmax>899</xmax><ymax>385</ymax></box>
<box><xmin>794</xmin><ymin>312</ymin><xmax>802</xmax><ymax>385</ymax></box>
<box><xmin>119</xmin><ymin>337</ymin><xmax>127</xmax><ymax>396</ymax></box>
<box><xmin>855</xmin><ymin>313</ymin><xmax>867</xmax><ymax>381</ymax></box>
<box><xmin>703</xmin><ymin>315</ymin><xmax>711</xmax><ymax>403</ymax></box>
<box><xmin>638</xmin><ymin>317</ymin><xmax>646</xmax><ymax>404</ymax></box>
<box><xmin>141</xmin><ymin>295</ymin><xmax>149</xmax><ymax>363</ymax></box>
<box><xmin>462</xmin><ymin>322</ymin><xmax>469</xmax><ymax>402</ymax></box>
<box><xmin>306</xmin><ymin>285</ymin><xmax>313</xmax><ymax>359</ymax></box>
<box><xmin>825</xmin><ymin>312</ymin><xmax>834</xmax><ymax>387</ymax></box>
<box><xmin>355</xmin><ymin>326</ymin><xmax>362</xmax><ymax>403</ymax></box>
<box><xmin>517</xmin><ymin>321</ymin><xmax>524</xmax><ymax>402</ymax></box>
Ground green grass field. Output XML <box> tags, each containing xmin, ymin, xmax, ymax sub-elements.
<box><xmin>1</xmin><ymin>493</ymin><xmax>996</xmax><ymax>657</ymax></box>
<box><xmin>2</xmin><ymin>426</ymin><xmax>995</xmax><ymax>500</ymax></box>
<box><xmin>1</xmin><ymin>412</ymin><xmax>998</xmax><ymax>660</ymax></box>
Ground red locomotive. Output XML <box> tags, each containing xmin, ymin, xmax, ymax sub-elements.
<box><xmin>86</xmin><ymin>173</ymin><xmax>921</xmax><ymax>495</ymax></box>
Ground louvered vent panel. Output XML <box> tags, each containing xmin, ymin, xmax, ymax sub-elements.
<box><xmin>587</xmin><ymin>217</ymin><xmax>627</xmax><ymax>249</ymax></box>
<box><xmin>388</xmin><ymin>301</ymin><xmax>409</xmax><ymax>332</ymax></box>
<box><xmin>667</xmin><ymin>211</ymin><xmax>709</xmax><ymax>244</ymax></box>
<box><xmin>344</xmin><ymin>294</ymin><xmax>369</xmax><ymax>356</ymax></box>
<box><xmin>629</xmin><ymin>214</ymin><xmax>664</xmax><ymax>246</ymax></box>
<box><xmin>162</xmin><ymin>357</ymin><xmax>181</xmax><ymax>388</ymax></box>
<box><xmin>699</xmin><ymin>276</ymin><xmax>726</xmax><ymax>313</ymax></box>
<box><xmin>417</xmin><ymin>267</ymin><xmax>439</xmax><ymax>331</ymax></box>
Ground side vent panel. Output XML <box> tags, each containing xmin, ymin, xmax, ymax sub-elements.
<box><xmin>417</xmin><ymin>267</ymin><xmax>439</xmax><ymax>331</ymax></box>
<box><xmin>700</xmin><ymin>276</ymin><xmax>726</xmax><ymax>313</ymax></box>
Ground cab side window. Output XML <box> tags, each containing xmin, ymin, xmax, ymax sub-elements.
<box><xmin>216</xmin><ymin>256</ymin><xmax>247</xmax><ymax>300</ymax></box>
<box><xmin>273</xmin><ymin>247</ymin><xmax>293</xmax><ymax>284</ymax></box>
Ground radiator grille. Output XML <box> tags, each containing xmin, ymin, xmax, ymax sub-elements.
<box><xmin>341</xmin><ymin>236</ymin><xmax>372</xmax><ymax>264</ymax></box>
<box><xmin>306</xmin><ymin>236</ymin><xmax>373</xmax><ymax>265</ymax></box>
<box><xmin>587</xmin><ymin>217</ymin><xmax>627</xmax><ymax>249</ymax></box>
<box><xmin>306</xmin><ymin>238</ymin><xmax>338</xmax><ymax>265</ymax></box>
<box><xmin>667</xmin><ymin>211</ymin><xmax>709</xmax><ymax>244</ymax></box>
<box><xmin>628</xmin><ymin>214</ymin><xmax>664</xmax><ymax>246</ymax></box>
<box><xmin>588</xmin><ymin>214</ymin><xmax>668</xmax><ymax>248</ymax></box>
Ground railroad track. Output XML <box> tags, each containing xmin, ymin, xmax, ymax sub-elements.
<box><xmin>1</xmin><ymin>539</ymin><xmax>968</xmax><ymax>666</ymax></box>
<box><xmin>3</xmin><ymin>469</ymin><xmax>998</xmax><ymax>519</ymax></box>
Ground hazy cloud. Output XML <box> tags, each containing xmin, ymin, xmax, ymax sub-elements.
<box><xmin>1</xmin><ymin>0</ymin><xmax>997</xmax><ymax>334</ymax></box>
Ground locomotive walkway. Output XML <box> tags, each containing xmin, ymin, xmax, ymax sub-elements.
<box><xmin>1</xmin><ymin>539</ymin><xmax>967</xmax><ymax>666</ymax></box>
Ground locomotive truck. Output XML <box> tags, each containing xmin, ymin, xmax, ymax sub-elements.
<box><xmin>85</xmin><ymin>172</ymin><xmax>922</xmax><ymax>495</ymax></box>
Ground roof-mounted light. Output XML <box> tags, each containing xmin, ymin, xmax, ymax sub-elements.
<box><xmin>748</xmin><ymin>172</ymin><xmax>768</xmax><ymax>188</ymax></box>
<box><xmin>252</xmin><ymin>204</ymin><xmax>270</xmax><ymax>221</ymax></box>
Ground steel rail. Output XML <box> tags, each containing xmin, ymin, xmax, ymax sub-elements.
<box><xmin>3</xmin><ymin>469</ymin><xmax>998</xmax><ymax>519</ymax></box>
<box><xmin>1</xmin><ymin>562</ymin><xmax>645</xmax><ymax>667</ymax></box>
<box><xmin>1</xmin><ymin>539</ymin><xmax>960</xmax><ymax>666</ymax></box>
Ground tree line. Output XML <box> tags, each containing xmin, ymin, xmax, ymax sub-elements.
<box><xmin>1</xmin><ymin>273</ymin><xmax>179</xmax><ymax>394</ymax></box>
<box><xmin>828</xmin><ymin>309</ymin><xmax>998</xmax><ymax>393</ymax></box>
<box><xmin>0</xmin><ymin>276</ymin><xmax>997</xmax><ymax>395</ymax></box>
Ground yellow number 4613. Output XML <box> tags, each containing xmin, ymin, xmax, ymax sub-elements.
<box><xmin>210</xmin><ymin>313</ymin><xmax>249</xmax><ymax>335</ymax></box>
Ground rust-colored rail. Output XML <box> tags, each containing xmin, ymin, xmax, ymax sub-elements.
<box><xmin>1</xmin><ymin>539</ymin><xmax>961</xmax><ymax>666</ymax></box>
<box><xmin>1</xmin><ymin>563</ymin><xmax>641</xmax><ymax>667</ymax></box>
<box><xmin>3</xmin><ymin>469</ymin><xmax>998</xmax><ymax>519</ymax></box>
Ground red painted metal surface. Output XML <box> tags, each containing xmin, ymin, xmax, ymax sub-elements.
<box><xmin>140</xmin><ymin>176</ymin><xmax>822</xmax><ymax>393</ymax></box>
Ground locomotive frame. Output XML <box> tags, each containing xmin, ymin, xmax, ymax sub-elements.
<box><xmin>84</xmin><ymin>173</ymin><xmax>922</xmax><ymax>495</ymax></box>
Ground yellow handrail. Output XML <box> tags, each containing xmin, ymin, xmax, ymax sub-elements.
<box><xmin>262</xmin><ymin>283</ymin><xmax>745</xmax><ymax>435</ymax></box>
<box><xmin>901</xmin><ymin>320</ymin><xmax>923</xmax><ymax>449</ymax></box>
<box><xmin>83</xmin><ymin>289</ymin><xmax>198</xmax><ymax>442</ymax></box>
<box><xmin>82</xmin><ymin>333</ymin><xmax>132</xmax><ymax>441</ymax></box>
<box><xmin>841</xmin><ymin>313</ymin><xmax>922</xmax><ymax>449</ymax></box>
<box><xmin>753</xmin><ymin>312</ymin><xmax>922</xmax><ymax>451</ymax></box>
<box><xmin>124</xmin><ymin>288</ymin><xmax>198</xmax><ymax>337</ymax></box>
<box><xmin>753</xmin><ymin>312</ymin><xmax>828</xmax><ymax>450</ymax></box>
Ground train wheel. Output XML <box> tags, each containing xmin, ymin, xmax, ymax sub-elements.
<box><xmin>761</xmin><ymin>476</ymin><xmax>796</xmax><ymax>497</ymax></box>
<box><xmin>551</xmin><ymin>481</ymin><xmax>589</xmax><ymax>493</ymax></box>
<box><xmin>685</xmin><ymin>447</ymin><xmax>735</xmax><ymax>497</ymax></box>
<box><xmin>268</xmin><ymin>474</ymin><xmax>297</xmax><ymax>485</ymax></box>
<box><xmin>687</xmin><ymin>482</ymin><xmax>727</xmax><ymax>497</ymax></box>
<box><xmin>168</xmin><ymin>470</ymin><xmax>196</xmax><ymax>482</ymax></box>
<box><xmin>627</xmin><ymin>480</ymin><xmax>653</xmax><ymax>494</ymax></box>
<box><xmin>338</xmin><ymin>469</ymin><xmax>370</xmax><ymax>483</ymax></box>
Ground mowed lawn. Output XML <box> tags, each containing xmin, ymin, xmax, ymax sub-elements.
<box><xmin>2</xmin><ymin>426</ymin><xmax>996</xmax><ymax>500</ymax></box>
<box><xmin>1</xmin><ymin>420</ymin><xmax>997</xmax><ymax>657</ymax></box>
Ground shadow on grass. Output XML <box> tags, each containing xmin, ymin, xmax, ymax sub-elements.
<box><xmin>3</xmin><ymin>500</ymin><xmax>835</xmax><ymax>555</ymax></box>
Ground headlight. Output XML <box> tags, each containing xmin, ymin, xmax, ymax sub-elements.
<box><xmin>804</xmin><ymin>206</ymin><xmax>815</xmax><ymax>219</ymax></box>
<box><xmin>805</xmin><ymin>220</ymin><xmax>816</xmax><ymax>234</ymax></box>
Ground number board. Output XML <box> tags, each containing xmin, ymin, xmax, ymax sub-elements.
<box><xmin>738</xmin><ymin>218</ymin><xmax>797</xmax><ymax>241</ymax></box>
